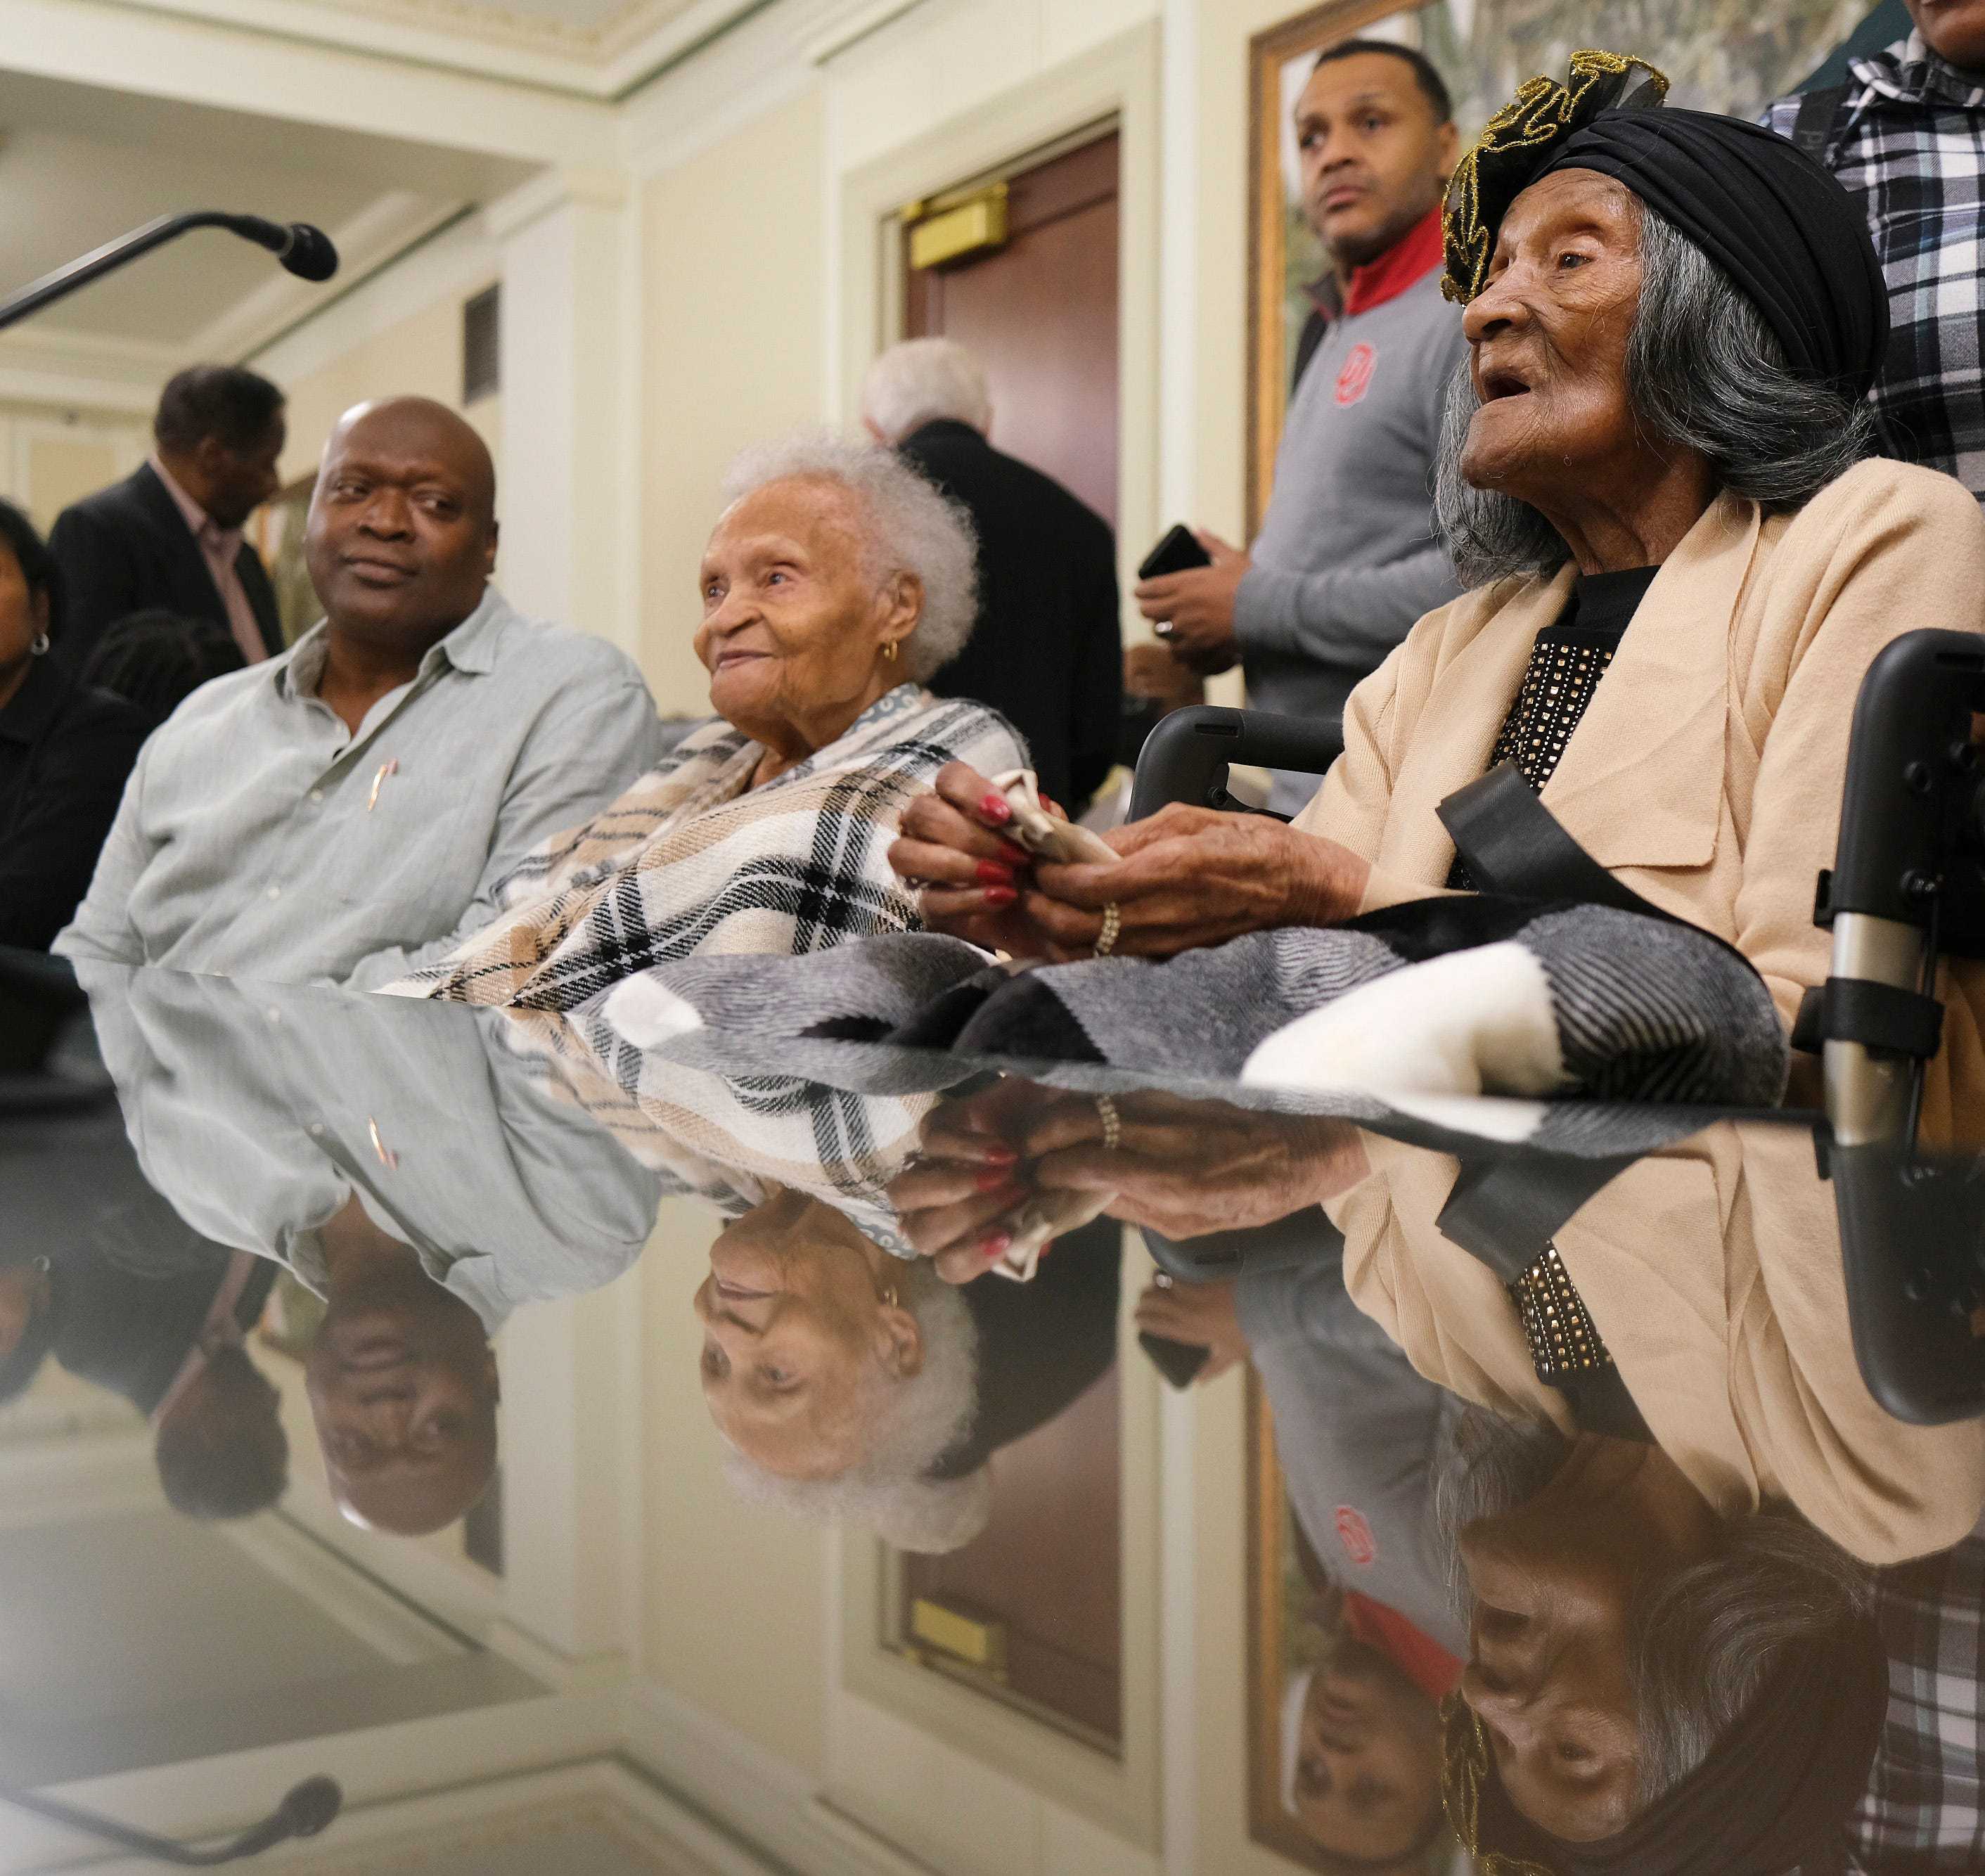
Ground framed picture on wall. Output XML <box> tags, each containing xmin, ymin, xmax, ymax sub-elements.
<box><xmin>1247</xmin><ymin>0</ymin><xmax>1421</xmax><ymax>535</ymax></box>
<box><xmin>1247</xmin><ymin>1370</ymin><xmax>1468</xmax><ymax>1872</ymax></box>
<box><xmin>252</xmin><ymin>473</ymin><xmax>319</xmax><ymax>648</ymax></box>
<box><xmin>1245</xmin><ymin>0</ymin><xmax>1874</xmax><ymax>531</ymax></box>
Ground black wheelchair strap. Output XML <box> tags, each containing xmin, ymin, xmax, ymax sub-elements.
<box><xmin>1437</xmin><ymin>1150</ymin><xmax>1655</xmax><ymax>1444</ymax></box>
<box><xmin>1792</xmin><ymin>977</ymin><xmax>1946</xmax><ymax>1060</ymax></box>
<box><xmin>1437</xmin><ymin>762</ymin><xmax>1672</xmax><ymax>920</ymax></box>
<box><xmin>1437</xmin><ymin>1151</ymin><xmax>1638</xmax><ymax>1281</ymax></box>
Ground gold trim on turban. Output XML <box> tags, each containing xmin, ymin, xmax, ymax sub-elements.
<box><xmin>1441</xmin><ymin>1692</ymin><xmax>1560</xmax><ymax>1876</ymax></box>
<box><xmin>1442</xmin><ymin>50</ymin><xmax>1671</xmax><ymax>305</ymax></box>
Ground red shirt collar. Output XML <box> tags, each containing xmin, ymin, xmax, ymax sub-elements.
<box><xmin>1341</xmin><ymin>204</ymin><xmax>1445</xmax><ymax>319</ymax></box>
<box><xmin>1342</xmin><ymin>1589</ymin><xmax>1463</xmax><ymax>1705</ymax></box>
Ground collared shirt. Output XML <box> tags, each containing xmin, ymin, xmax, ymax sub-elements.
<box><xmin>1763</xmin><ymin>36</ymin><xmax>1985</xmax><ymax>499</ymax></box>
<box><xmin>1846</xmin><ymin>1533</ymin><xmax>1984</xmax><ymax>1871</ymax></box>
<box><xmin>79</xmin><ymin>964</ymin><xmax>663</xmax><ymax>1335</ymax></box>
<box><xmin>150</xmin><ymin>455</ymin><xmax>267</xmax><ymax>664</ymax></box>
<box><xmin>55</xmin><ymin>585</ymin><xmax>668</xmax><ymax>987</ymax></box>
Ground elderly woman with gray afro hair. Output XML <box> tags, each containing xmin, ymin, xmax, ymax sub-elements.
<box><xmin>389</xmin><ymin>432</ymin><xmax>1024</xmax><ymax>1008</ymax></box>
<box><xmin>895</xmin><ymin>49</ymin><xmax>1985</xmax><ymax>1146</ymax></box>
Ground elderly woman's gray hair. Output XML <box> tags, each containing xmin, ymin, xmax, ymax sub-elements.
<box><xmin>1435</xmin><ymin>203</ymin><xmax>1880</xmax><ymax>589</ymax></box>
<box><xmin>719</xmin><ymin>1259</ymin><xmax>990</xmax><ymax>1554</ymax></box>
<box><xmin>1434</xmin><ymin>1408</ymin><xmax>1871</xmax><ymax>1808</ymax></box>
<box><xmin>722</xmin><ymin>430</ymin><xmax>979</xmax><ymax>683</ymax></box>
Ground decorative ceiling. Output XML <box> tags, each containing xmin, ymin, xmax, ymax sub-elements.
<box><xmin>286</xmin><ymin>0</ymin><xmax>708</xmax><ymax>58</ymax></box>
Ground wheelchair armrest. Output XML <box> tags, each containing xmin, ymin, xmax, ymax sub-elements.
<box><xmin>1140</xmin><ymin>1207</ymin><xmax>1344</xmax><ymax>1285</ymax></box>
<box><xmin>1128</xmin><ymin>705</ymin><xmax>1343</xmax><ymax>822</ymax></box>
<box><xmin>1833</xmin><ymin>1142</ymin><xmax>1985</xmax><ymax>1425</ymax></box>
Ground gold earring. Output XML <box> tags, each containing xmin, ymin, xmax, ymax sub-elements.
<box><xmin>882</xmin><ymin>639</ymin><xmax>900</xmax><ymax>663</ymax></box>
<box><xmin>881</xmin><ymin>1283</ymin><xmax>899</xmax><ymax>1308</ymax></box>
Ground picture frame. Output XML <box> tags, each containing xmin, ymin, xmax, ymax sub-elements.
<box><xmin>1242</xmin><ymin>0</ymin><xmax>1862</xmax><ymax>534</ymax></box>
<box><xmin>1246</xmin><ymin>0</ymin><xmax>1430</xmax><ymax>535</ymax></box>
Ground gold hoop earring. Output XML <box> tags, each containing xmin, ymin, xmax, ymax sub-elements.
<box><xmin>880</xmin><ymin>1282</ymin><xmax>899</xmax><ymax>1309</ymax></box>
<box><xmin>882</xmin><ymin>639</ymin><xmax>900</xmax><ymax>663</ymax></box>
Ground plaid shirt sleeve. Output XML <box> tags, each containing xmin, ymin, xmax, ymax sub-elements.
<box><xmin>1762</xmin><ymin>39</ymin><xmax>1985</xmax><ymax>503</ymax></box>
<box><xmin>1847</xmin><ymin>1534</ymin><xmax>1985</xmax><ymax>1870</ymax></box>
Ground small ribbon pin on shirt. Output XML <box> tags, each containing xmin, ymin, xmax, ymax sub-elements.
<box><xmin>367</xmin><ymin>759</ymin><xmax>399</xmax><ymax>812</ymax></box>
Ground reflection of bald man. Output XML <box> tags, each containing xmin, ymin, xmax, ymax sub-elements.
<box><xmin>58</xmin><ymin>397</ymin><xmax>666</xmax><ymax>987</ymax></box>
<box><xmin>79</xmin><ymin>963</ymin><xmax>663</xmax><ymax>1535</ymax></box>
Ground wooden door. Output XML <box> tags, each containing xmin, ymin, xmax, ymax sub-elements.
<box><xmin>896</xmin><ymin>148</ymin><xmax>1124</xmax><ymax>1742</ymax></box>
<box><xmin>904</xmin><ymin>131</ymin><xmax>1120</xmax><ymax>525</ymax></box>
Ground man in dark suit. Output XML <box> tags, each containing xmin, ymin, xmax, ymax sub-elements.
<box><xmin>1</xmin><ymin>1093</ymin><xmax>288</xmax><ymax>1521</ymax></box>
<box><xmin>863</xmin><ymin>339</ymin><xmax>1122</xmax><ymax>816</ymax></box>
<box><xmin>50</xmin><ymin>364</ymin><xmax>287</xmax><ymax>676</ymax></box>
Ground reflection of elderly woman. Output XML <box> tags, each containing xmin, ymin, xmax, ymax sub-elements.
<box><xmin>699</xmin><ymin>1192</ymin><xmax>1121</xmax><ymax>1555</ymax></box>
<box><xmin>697</xmin><ymin>1188</ymin><xmax>988</xmax><ymax>1553</ymax></box>
<box><xmin>394</xmin><ymin>435</ymin><xmax>1022</xmax><ymax>1008</ymax></box>
<box><xmin>896</xmin><ymin>51</ymin><xmax>1984</xmax><ymax>1141</ymax></box>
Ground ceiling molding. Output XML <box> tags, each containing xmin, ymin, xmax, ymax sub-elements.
<box><xmin>798</xmin><ymin>0</ymin><xmax>923</xmax><ymax>65</ymax></box>
<box><xmin>247</xmin><ymin>207</ymin><xmax>497</xmax><ymax>387</ymax></box>
<box><xmin>0</xmin><ymin>323</ymin><xmax>179</xmax><ymax>416</ymax></box>
<box><xmin>86</xmin><ymin>0</ymin><xmax>769</xmax><ymax>99</ymax></box>
<box><xmin>196</xmin><ymin>191</ymin><xmax>470</xmax><ymax>364</ymax></box>
<box><xmin>483</xmin><ymin>165</ymin><xmax>630</xmax><ymax>241</ymax></box>
<box><xmin>8</xmin><ymin>0</ymin><xmax>616</xmax><ymax>164</ymax></box>
<box><xmin>619</xmin><ymin>0</ymin><xmax>833</xmax><ymax>176</ymax></box>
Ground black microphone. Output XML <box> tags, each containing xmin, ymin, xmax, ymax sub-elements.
<box><xmin>213</xmin><ymin>215</ymin><xmax>340</xmax><ymax>283</ymax></box>
<box><xmin>0</xmin><ymin>1773</ymin><xmax>343</xmax><ymax>1865</ymax></box>
<box><xmin>0</xmin><ymin>211</ymin><xmax>341</xmax><ymax>332</ymax></box>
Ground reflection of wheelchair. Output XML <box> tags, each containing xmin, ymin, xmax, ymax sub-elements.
<box><xmin>1128</xmin><ymin>630</ymin><xmax>1985</xmax><ymax>1423</ymax></box>
<box><xmin>1803</xmin><ymin>631</ymin><xmax>1985</xmax><ymax>1424</ymax></box>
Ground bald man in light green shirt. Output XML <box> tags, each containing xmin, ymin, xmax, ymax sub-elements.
<box><xmin>57</xmin><ymin>398</ymin><xmax>666</xmax><ymax>988</ymax></box>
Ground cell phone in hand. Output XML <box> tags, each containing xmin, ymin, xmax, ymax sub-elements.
<box><xmin>1138</xmin><ymin>523</ymin><xmax>1213</xmax><ymax>582</ymax></box>
<box><xmin>1138</xmin><ymin>1330</ymin><xmax>1212</xmax><ymax>1389</ymax></box>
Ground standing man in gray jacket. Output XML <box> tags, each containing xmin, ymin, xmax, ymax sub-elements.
<box><xmin>1136</xmin><ymin>39</ymin><xmax>1465</xmax><ymax>816</ymax></box>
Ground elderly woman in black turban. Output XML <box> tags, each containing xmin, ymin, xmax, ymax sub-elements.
<box><xmin>893</xmin><ymin>48</ymin><xmax>1985</xmax><ymax>1145</ymax></box>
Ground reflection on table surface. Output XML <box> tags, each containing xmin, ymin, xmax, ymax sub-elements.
<box><xmin>2</xmin><ymin>949</ymin><xmax>1980</xmax><ymax>1873</ymax></box>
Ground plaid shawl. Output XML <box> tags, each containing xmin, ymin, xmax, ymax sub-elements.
<box><xmin>388</xmin><ymin>685</ymin><xmax>1022</xmax><ymax>1010</ymax></box>
<box><xmin>489</xmin><ymin>1006</ymin><xmax>926</xmax><ymax>1258</ymax></box>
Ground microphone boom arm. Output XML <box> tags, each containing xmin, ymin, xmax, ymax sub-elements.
<box><xmin>0</xmin><ymin>1775</ymin><xmax>342</xmax><ymax>1865</ymax></box>
<box><xmin>0</xmin><ymin>212</ymin><xmax>335</xmax><ymax>332</ymax></box>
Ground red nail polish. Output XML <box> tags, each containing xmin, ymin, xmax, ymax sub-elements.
<box><xmin>984</xmin><ymin>885</ymin><xmax>1017</xmax><ymax>907</ymax></box>
<box><xmin>982</xmin><ymin>1143</ymin><xmax>1018</xmax><ymax>1165</ymax></box>
<box><xmin>981</xmin><ymin>793</ymin><xmax>1013</xmax><ymax>823</ymax></box>
<box><xmin>975</xmin><ymin>1167</ymin><xmax>1015</xmax><ymax>1192</ymax></box>
<box><xmin>981</xmin><ymin>1230</ymin><xmax>1013</xmax><ymax>1259</ymax></box>
<box><xmin>975</xmin><ymin>859</ymin><xmax>1016</xmax><ymax>886</ymax></box>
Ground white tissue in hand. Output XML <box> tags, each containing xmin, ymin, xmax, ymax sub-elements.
<box><xmin>989</xmin><ymin>769</ymin><xmax>1119</xmax><ymax>866</ymax></box>
<box><xmin>1241</xmin><ymin>942</ymin><xmax>1571</xmax><ymax>1098</ymax></box>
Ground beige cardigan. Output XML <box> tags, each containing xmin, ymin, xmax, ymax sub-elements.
<box><xmin>1334</xmin><ymin>1126</ymin><xmax>1985</xmax><ymax>1565</ymax></box>
<box><xmin>1297</xmin><ymin>458</ymin><xmax>1985</xmax><ymax>1563</ymax></box>
<box><xmin>1293</xmin><ymin>456</ymin><xmax>1985</xmax><ymax>1144</ymax></box>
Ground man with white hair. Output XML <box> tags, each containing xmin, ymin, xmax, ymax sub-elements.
<box><xmin>862</xmin><ymin>338</ymin><xmax>1122</xmax><ymax>815</ymax></box>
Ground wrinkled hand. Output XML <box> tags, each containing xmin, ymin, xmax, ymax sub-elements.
<box><xmin>889</xmin><ymin>761</ymin><xmax>1050</xmax><ymax>956</ymax></box>
<box><xmin>887</xmin><ymin>1079</ymin><xmax>1049</xmax><ymax>1282</ymax></box>
<box><xmin>894</xmin><ymin>773</ymin><xmax>1370</xmax><ymax>963</ymax></box>
<box><xmin>887</xmin><ymin>1081</ymin><xmax>1372</xmax><ymax>1278</ymax></box>
<box><xmin>1134</xmin><ymin>1278</ymin><xmax>1247</xmax><ymax>1384</ymax></box>
<box><xmin>1134</xmin><ymin>529</ymin><xmax>1247</xmax><ymax>666</ymax></box>
<box><xmin>1020</xmin><ymin>802</ymin><xmax>1369</xmax><ymax>961</ymax></box>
